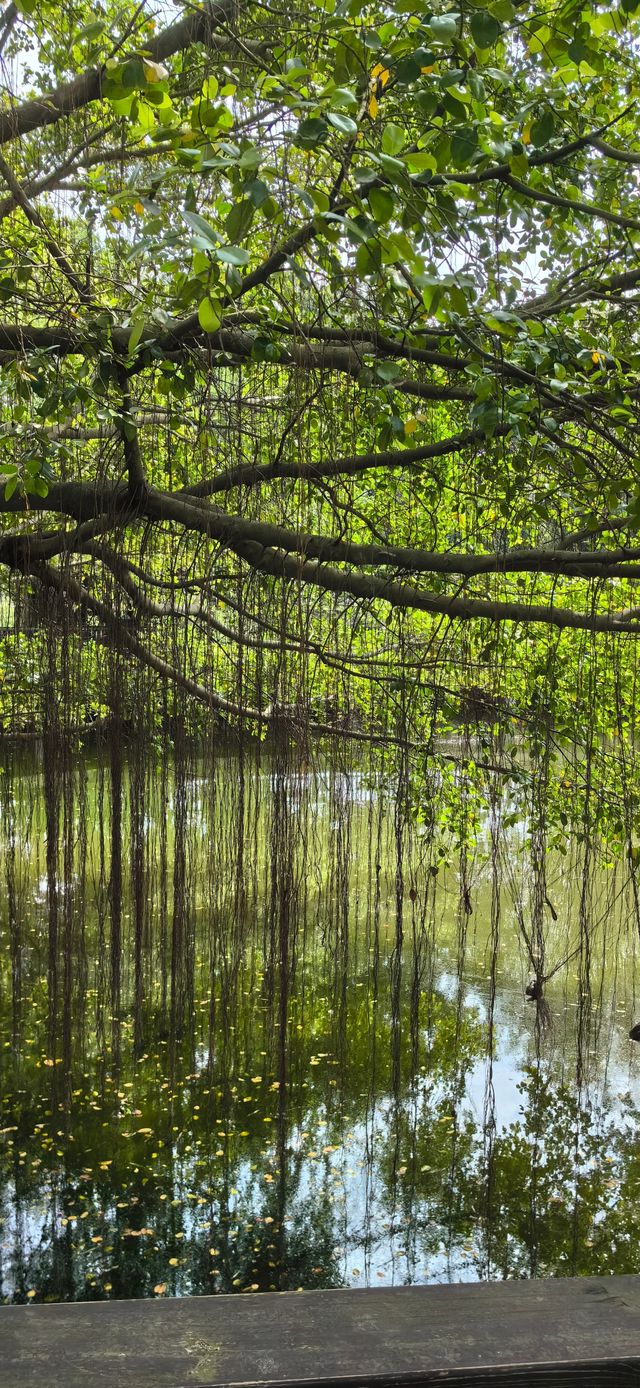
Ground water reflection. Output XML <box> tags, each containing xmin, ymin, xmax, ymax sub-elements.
<box><xmin>1</xmin><ymin>748</ymin><xmax>639</xmax><ymax>1303</ymax></box>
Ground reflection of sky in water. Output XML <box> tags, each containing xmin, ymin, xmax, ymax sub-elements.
<box><xmin>2</xmin><ymin>760</ymin><xmax>640</xmax><ymax>1300</ymax></box>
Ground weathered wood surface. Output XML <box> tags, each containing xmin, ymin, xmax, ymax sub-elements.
<box><xmin>1</xmin><ymin>1277</ymin><xmax>640</xmax><ymax>1387</ymax></box>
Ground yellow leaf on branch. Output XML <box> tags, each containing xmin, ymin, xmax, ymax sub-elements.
<box><xmin>143</xmin><ymin>59</ymin><xmax>168</xmax><ymax>83</ymax></box>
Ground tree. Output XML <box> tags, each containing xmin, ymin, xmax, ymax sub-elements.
<box><xmin>1</xmin><ymin>0</ymin><xmax>640</xmax><ymax>725</ymax></box>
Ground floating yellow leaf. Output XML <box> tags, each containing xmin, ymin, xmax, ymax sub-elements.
<box><xmin>154</xmin><ymin>1282</ymin><xmax>167</xmax><ymax>1294</ymax></box>
<box><xmin>168</xmin><ymin>1257</ymin><xmax>179</xmax><ymax>1266</ymax></box>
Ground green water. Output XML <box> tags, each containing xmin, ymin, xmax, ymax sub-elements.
<box><xmin>1</xmin><ymin>749</ymin><xmax>640</xmax><ymax>1303</ymax></box>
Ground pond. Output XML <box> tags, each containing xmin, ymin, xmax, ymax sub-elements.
<box><xmin>1</xmin><ymin>740</ymin><xmax>639</xmax><ymax>1303</ymax></box>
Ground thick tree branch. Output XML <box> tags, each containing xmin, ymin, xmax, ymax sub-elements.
<box><xmin>503</xmin><ymin>172</ymin><xmax>640</xmax><ymax>235</ymax></box>
<box><xmin>231</xmin><ymin>539</ymin><xmax>640</xmax><ymax>636</ymax></box>
<box><xmin>5</xmin><ymin>480</ymin><xmax>640</xmax><ymax>586</ymax></box>
<box><xmin>144</xmin><ymin>487</ymin><xmax>640</xmax><ymax>584</ymax></box>
<box><xmin>0</xmin><ymin>1</ymin><xmax>258</xmax><ymax>146</ymax></box>
<box><xmin>183</xmin><ymin>428</ymin><xmax>506</xmax><ymax>496</ymax></box>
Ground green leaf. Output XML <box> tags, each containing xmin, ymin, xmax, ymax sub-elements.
<box><xmin>215</xmin><ymin>245</ymin><xmax>250</xmax><ymax>266</ymax></box>
<box><xmin>450</xmin><ymin>126</ymin><xmax>478</xmax><ymax>168</ymax></box>
<box><xmin>225</xmin><ymin>200</ymin><xmax>254</xmax><ymax>242</ymax></box>
<box><xmin>470</xmin><ymin>10</ymin><xmax>502</xmax><ymax>47</ymax></box>
<box><xmin>246</xmin><ymin>179</ymin><xmax>270</xmax><ymax>208</ymax></box>
<box><xmin>127</xmin><ymin>315</ymin><xmax>146</xmax><ymax>356</ymax></box>
<box><xmin>368</xmin><ymin>187</ymin><xmax>394</xmax><ymax>224</ymax></box>
<box><xmin>530</xmin><ymin>111</ymin><xmax>555</xmax><ymax>147</ymax></box>
<box><xmin>355</xmin><ymin>241</ymin><xmax>382</xmax><ymax>276</ymax></box>
<box><xmin>26</xmin><ymin>474</ymin><xmax>49</xmax><ymax>498</ymax></box>
<box><xmin>78</xmin><ymin>19</ymin><xmax>106</xmax><ymax>39</ymax></box>
<box><xmin>375</xmin><ymin>359</ymin><xmax>403</xmax><ymax>382</ymax></box>
<box><xmin>379</xmin><ymin>153</ymin><xmax>408</xmax><ymax>183</ymax></box>
<box><xmin>198</xmin><ymin>297</ymin><xmax>222</xmax><ymax>333</ymax></box>
<box><xmin>567</xmin><ymin>37</ymin><xmax>593</xmax><ymax>66</ymax></box>
<box><xmin>426</xmin><ymin>14</ymin><xmax>459</xmax><ymax>40</ymax></box>
<box><xmin>395</xmin><ymin>47</ymin><xmax>436</xmax><ymax>83</ymax></box>
<box><xmin>251</xmin><ymin>335</ymin><xmax>281</xmax><ymax>362</ymax></box>
<box><xmin>330</xmin><ymin>87</ymin><xmax>358</xmax><ymax>107</ymax></box>
<box><xmin>195</xmin><ymin>100</ymin><xmax>224</xmax><ymax>129</ymax></box>
<box><xmin>404</xmin><ymin>150</ymin><xmax>437</xmax><ymax>173</ymax></box>
<box><xmin>327</xmin><ymin>111</ymin><xmax>358</xmax><ymax>135</ymax></box>
<box><xmin>182</xmin><ymin>210</ymin><xmax>219</xmax><ymax>248</ymax></box>
<box><xmin>238</xmin><ymin>145</ymin><xmax>261</xmax><ymax>170</ymax></box>
<box><xmin>381</xmin><ymin>123</ymin><xmax>405</xmax><ymax>156</ymax></box>
<box><xmin>295</xmin><ymin>117</ymin><xmax>328</xmax><ymax>149</ymax></box>
<box><xmin>120</xmin><ymin>57</ymin><xmax>146</xmax><ymax>90</ymax></box>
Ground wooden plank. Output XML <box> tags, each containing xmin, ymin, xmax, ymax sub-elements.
<box><xmin>1</xmin><ymin>1277</ymin><xmax>640</xmax><ymax>1387</ymax></box>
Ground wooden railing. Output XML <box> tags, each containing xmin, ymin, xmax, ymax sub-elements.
<box><xmin>2</xmin><ymin>1276</ymin><xmax>640</xmax><ymax>1386</ymax></box>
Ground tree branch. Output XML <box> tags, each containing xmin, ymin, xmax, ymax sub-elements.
<box><xmin>0</xmin><ymin>0</ymin><xmax>256</xmax><ymax>146</ymax></box>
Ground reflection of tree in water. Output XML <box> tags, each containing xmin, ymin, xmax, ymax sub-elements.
<box><xmin>4</xmin><ymin>952</ymin><xmax>640</xmax><ymax>1302</ymax></box>
<box><xmin>385</xmin><ymin>1064</ymin><xmax>640</xmax><ymax>1284</ymax></box>
<box><xmin>0</xmin><ymin>981</ymin><xmax>481</xmax><ymax>1300</ymax></box>
<box><xmin>1</xmin><ymin>719</ymin><xmax>640</xmax><ymax>1303</ymax></box>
